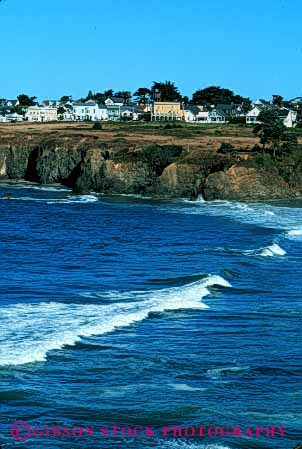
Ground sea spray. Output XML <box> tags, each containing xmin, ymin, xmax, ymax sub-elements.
<box><xmin>0</xmin><ymin>275</ymin><xmax>231</xmax><ymax>366</ymax></box>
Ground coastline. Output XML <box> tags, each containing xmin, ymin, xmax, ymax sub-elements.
<box><xmin>1</xmin><ymin>122</ymin><xmax>302</xmax><ymax>202</ymax></box>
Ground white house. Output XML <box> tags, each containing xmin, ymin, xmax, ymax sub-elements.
<box><xmin>120</xmin><ymin>106</ymin><xmax>143</xmax><ymax>121</ymax></box>
<box><xmin>73</xmin><ymin>101</ymin><xmax>96</xmax><ymax>121</ymax></box>
<box><xmin>183</xmin><ymin>105</ymin><xmax>228</xmax><ymax>123</ymax></box>
<box><xmin>105</xmin><ymin>97</ymin><xmax>124</xmax><ymax>107</ymax></box>
<box><xmin>6</xmin><ymin>99</ymin><xmax>19</xmax><ymax>108</ymax></box>
<box><xmin>72</xmin><ymin>101</ymin><xmax>108</xmax><ymax>121</ymax></box>
<box><xmin>279</xmin><ymin>108</ymin><xmax>297</xmax><ymax>128</ymax></box>
<box><xmin>5</xmin><ymin>112</ymin><xmax>24</xmax><ymax>122</ymax></box>
<box><xmin>246</xmin><ymin>106</ymin><xmax>297</xmax><ymax>127</ymax></box>
<box><xmin>246</xmin><ymin>105</ymin><xmax>262</xmax><ymax>124</ymax></box>
<box><xmin>97</xmin><ymin>105</ymin><xmax>109</xmax><ymax>121</ymax></box>
<box><xmin>25</xmin><ymin>106</ymin><xmax>58</xmax><ymax>122</ymax></box>
<box><xmin>208</xmin><ymin>109</ymin><xmax>226</xmax><ymax>123</ymax></box>
<box><xmin>183</xmin><ymin>105</ymin><xmax>201</xmax><ymax>122</ymax></box>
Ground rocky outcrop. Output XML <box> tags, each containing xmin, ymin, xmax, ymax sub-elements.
<box><xmin>203</xmin><ymin>165</ymin><xmax>293</xmax><ymax>201</ymax></box>
<box><xmin>0</xmin><ymin>147</ymin><xmax>8</xmax><ymax>177</ymax></box>
<box><xmin>4</xmin><ymin>145</ymin><xmax>33</xmax><ymax>179</ymax></box>
<box><xmin>74</xmin><ymin>148</ymin><xmax>156</xmax><ymax>194</ymax></box>
<box><xmin>157</xmin><ymin>163</ymin><xmax>202</xmax><ymax>198</ymax></box>
<box><xmin>74</xmin><ymin>145</ymin><xmax>189</xmax><ymax>196</ymax></box>
<box><xmin>35</xmin><ymin>145</ymin><xmax>83</xmax><ymax>185</ymax></box>
<box><xmin>0</xmin><ymin>134</ymin><xmax>301</xmax><ymax>201</ymax></box>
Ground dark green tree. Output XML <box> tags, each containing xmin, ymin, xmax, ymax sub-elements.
<box><xmin>17</xmin><ymin>94</ymin><xmax>37</xmax><ymax>106</ymax></box>
<box><xmin>57</xmin><ymin>106</ymin><xmax>66</xmax><ymax>120</ymax></box>
<box><xmin>253</xmin><ymin>110</ymin><xmax>287</xmax><ymax>156</ymax></box>
<box><xmin>272</xmin><ymin>95</ymin><xmax>284</xmax><ymax>107</ymax></box>
<box><xmin>133</xmin><ymin>87</ymin><xmax>151</xmax><ymax>104</ymax></box>
<box><xmin>191</xmin><ymin>85</ymin><xmax>251</xmax><ymax>109</ymax></box>
<box><xmin>150</xmin><ymin>81</ymin><xmax>182</xmax><ymax>102</ymax></box>
<box><xmin>115</xmin><ymin>91</ymin><xmax>132</xmax><ymax>105</ymax></box>
<box><xmin>104</xmin><ymin>89</ymin><xmax>114</xmax><ymax>97</ymax></box>
<box><xmin>93</xmin><ymin>92</ymin><xmax>106</xmax><ymax>103</ymax></box>
<box><xmin>60</xmin><ymin>95</ymin><xmax>72</xmax><ymax>103</ymax></box>
<box><xmin>86</xmin><ymin>90</ymin><xmax>94</xmax><ymax>100</ymax></box>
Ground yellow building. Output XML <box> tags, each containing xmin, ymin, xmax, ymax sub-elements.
<box><xmin>151</xmin><ymin>102</ymin><xmax>184</xmax><ymax>121</ymax></box>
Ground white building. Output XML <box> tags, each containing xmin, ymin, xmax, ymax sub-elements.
<box><xmin>6</xmin><ymin>99</ymin><xmax>19</xmax><ymax>108</ymax></box>
<box><xmin>183</xmin><ymin>105</ymin><xmax>202</xmax><ymax>122</ymax></box>
<box><xmin>72</xmin><ymin>101</ymin><xmax>108</xmax><ymax>121</ymax></box>
<box><xmin>246</xmin><ymin>106</ymin><xmax>263</xmax><ymax>124</ymax></box>
<box><xmin>208</xmin><ymin>109</ymin><xmax>226</xmax><ymax>123</ymax></box>
<box><xmin>5</xmin><ymin>112</ymin><xmax>24</xmax><ymax>122</ymax></box>
<box><xmin>97</xmin><ymin>105</ymin><xmax>109</xmax><ymax>121</ymax></box>
<box><xmin>105</xmin><ymin>97</ymin><xmax>124</xmax><ymax>106</ymax></box>
<box><xmin>25</xmin><ymin>106</ymin><xmax>58</xmax><ymax>122</ymax></box>
<box><xmin>183</xmin><ymin>105</ymin><xmax>226</xmax><ymax>123</ymax></box>
<box><xmin>120</xmin><ymin>106</ymin><xmax>143</xmax><ymax>121</ymax></box>
<box><xmin>281</xmin><ymin>109</ymin><xmax>297</xmax><ymax>128</ymax></box>
<box><xmin>246</xmin><ymin>106</ymin><xmax>297</xmax><ymax>128</ymax></box>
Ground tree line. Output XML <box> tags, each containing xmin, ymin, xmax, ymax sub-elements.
<box><xmin>80</xmin><ymin>82</ymin><xmax>252</xmax><ymax>108</ymax></box>
<box><xmin>1</xmin><ymin>82</ymin><xmax>253</xmax><ymax>108</ymax></box>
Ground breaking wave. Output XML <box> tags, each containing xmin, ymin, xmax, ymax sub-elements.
<box><xmin>174</xmin><ymin>200</ymin><xmax>302</xmax><ymax>233</ymax></box>
<box><xmin>0</xmin><ymin>275</ymin><xmax>231</xmax><ymax>366</ymax></box>
<box><xmin>207</xmin><ymin>365</ymin><xmax>250</xmax><ymax>378</ymax></box>
<box><xmin>286</xmin><ymin>229</ymin><xmax>302</xmax><ymax>241</ymax></box>
<box><xmin>243</xmin><ymin>243</ymin><xmax>286</xmax><ymax>257</ymax></box>
<box><xmin>46</xmin><ymin>194</ymin><xmax>99</xmax><ymax>204</ymax></box>
<box><xmin>12</xmin><ymin>194</ymin><xmax>99</xmax><ymax>204</ymax></box>
<box><xmin>0</xmin><ymin>183</ymin><xmax>71</xmax><ymax>192</ymax></box>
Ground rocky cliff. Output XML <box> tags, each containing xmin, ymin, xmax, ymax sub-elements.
<box><xmin>0</xmin><ymin>134</ymin><xmax>301</xmax><ymax>201</ymax></box>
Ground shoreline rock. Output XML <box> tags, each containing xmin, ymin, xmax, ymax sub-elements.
<box><xmin>0</xmin><ymin>136</ymin><xmax>302</xmax><ymax>202</ymax></box>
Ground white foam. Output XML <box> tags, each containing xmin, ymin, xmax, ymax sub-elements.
<box><xmin>195</xmin><ymin>194</ymin><xmax>206</xmax><ymax>203</ymax></box>
<box><xmin>1</xmin><ymin>183</ymin><xmax>71</xmax><ymax>192</ymax></box>
<box><xmin>207</xmin><ymin>366</ymin><xmax>250</xmax><ymax>377</ymax></box>
<box><xmin>168</xmin><ymin>383</ymin><xmax>207</xmax><ymax>392</ymax></box>
<box><xmin>0</xmin><ymin>275</ymin><xmax>231</xmax><ymax>366</ymax></box>
<box><xmin>68</xmin><ymin>194</ymin><xmax>98</xmax><ymax>203</ymax></box>
<box><xmin>47</xmin><ymin>194</ymin><xmax>99</xmax><ymax>204</ymax></box>
<box><xmin>287</xmin><ymin>229</ymin><xmax>302</xmax><ymax>236</ymax></box>
<box><xmin>259</xmin><ymin>243</ymin><xmax>286</xmax><ymax>257</ymax></box>
<box><xmin>32</xmin><ymin>185</ymin><xmax>71</xmax><ymax>192</ymax></box>
<box><xmin>286</xmin><ymin>229</ymin><xmax>302</xmax><ymax>241</ymax></box>
<box><xmin>243</xmin><ymin>243</ymin><xmax>286</xmax><ymax>257</ymax></box>
<box><xmin>176</xmin><ymin>199</ymin><xmax>302</xmax><ymax>233</ymax></box>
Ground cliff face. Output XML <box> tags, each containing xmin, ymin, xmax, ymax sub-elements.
<box><xmin>203</xmin><ymin>165</ymin><xmax>294</xmax><ymax>201</ymax></box>
<box><xmin>0</xmin><ymin>136</ymin><xmax>301</xmax><ymax>201</ymax></box>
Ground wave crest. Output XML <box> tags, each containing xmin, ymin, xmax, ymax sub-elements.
<box><xmin>244</xmin><ymin>243</ymin><xmax>286</xmax><ymax>257</ymax></box>
<box><xmin>0</xmin><ymin>275</ymin><xmax>231</xmax><ymax>366</ymax></box>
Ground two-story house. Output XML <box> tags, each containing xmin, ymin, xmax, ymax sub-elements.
<box><xmin>72</xmin><ymin>101</ymin><xmax>108</xmax><ymax>121</ymax></box>
<box><xmin>120</xmin><ymin>105</ymin><xmax>143</xmax><ymax>121</ymax></box>
<box><xmin>105</xmin><ymin>97</ymin><xmax>124</xmax><ymax>107</ymax></box>
<box><xmin>25</xmin><ymin>106</ymin><xmax>58</xmax><ymax>122</ymax></box>
<box><xmin>151</xmin><ymin>102</ymin><xmax>183</xmax><ymax>121</ymax></box>
<box><xmin>208</xmin><ymin>109</ymin><xmax>226</xmax><ymax>123</ymax></box>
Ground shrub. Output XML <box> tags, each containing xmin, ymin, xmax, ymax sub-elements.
<box><xmin>92</xmin><ymin>121</ymin><xmax>102</xmax><ymax>130</ymax></box>
<box><xmin>217</xmin><ymin>142</ymin><xmax>235</xmax><ymax>154</ymax></box>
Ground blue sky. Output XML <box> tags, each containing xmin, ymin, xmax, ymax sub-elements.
<box><xmin>0</xmin><ymin>0</ymin><xmax>301</xmax><ymax>100</ymax></box>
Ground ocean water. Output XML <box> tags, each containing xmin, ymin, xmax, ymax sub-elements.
<box><xmin>0</xmin><ymin>183</ymin><xmax>301</xmax><ymax>449</ymax></box>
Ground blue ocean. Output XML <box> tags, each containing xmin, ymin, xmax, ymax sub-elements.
<box><xmin>0</xmin><ymin>183</ymin><xmax>301</xmax><ymax>449</ymax></box>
